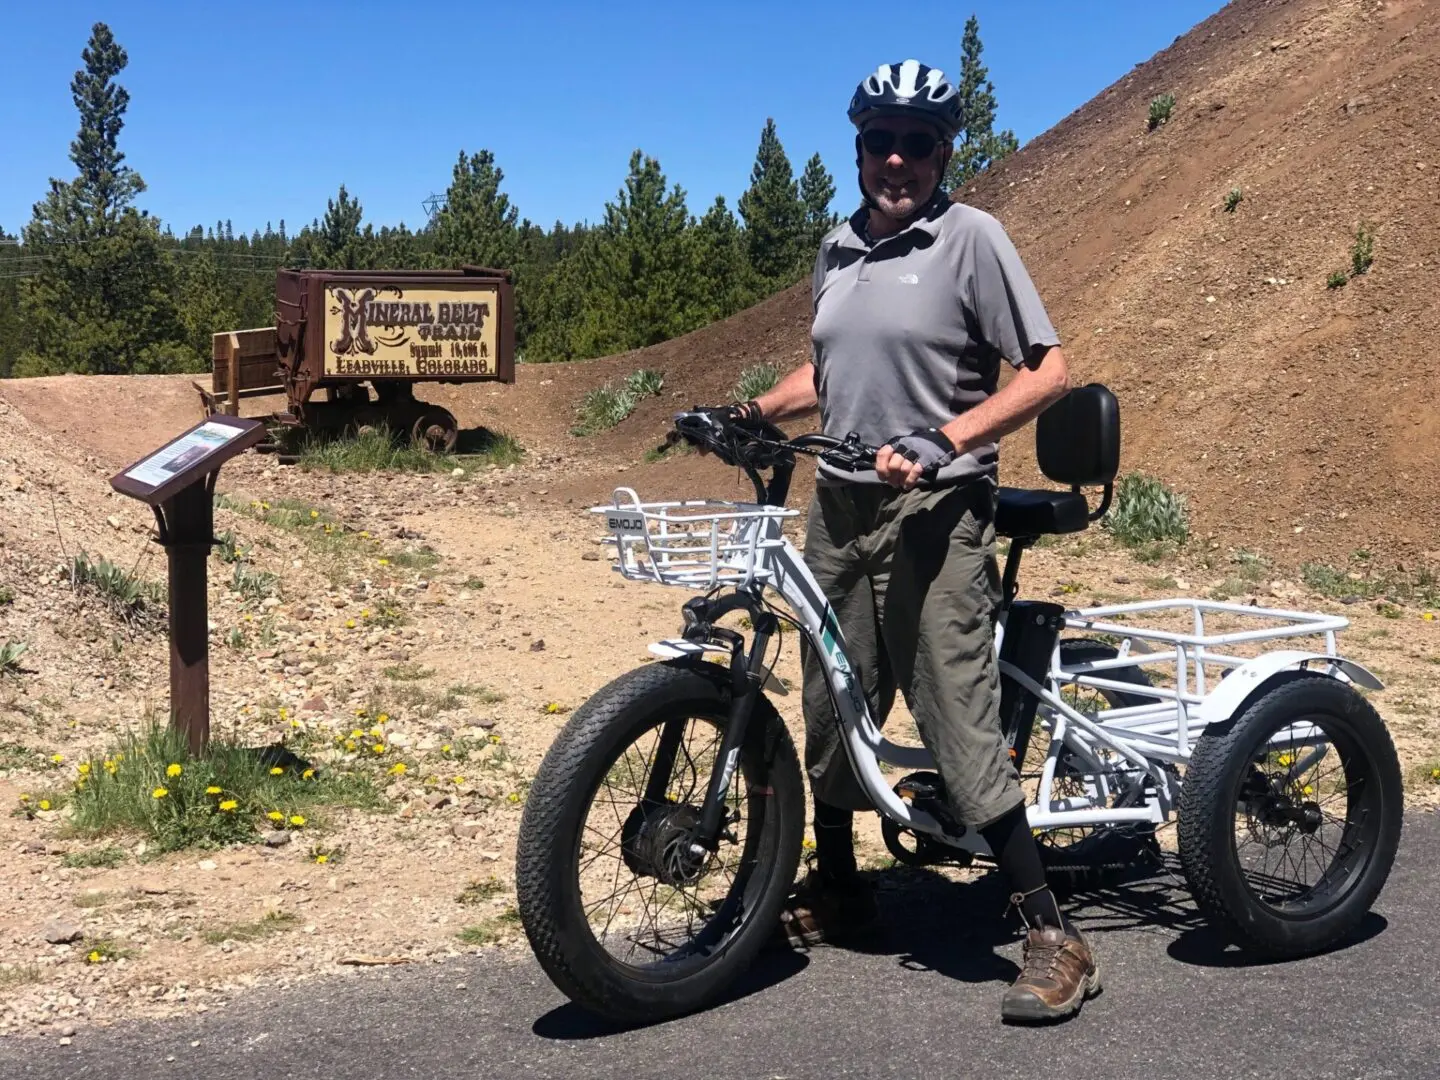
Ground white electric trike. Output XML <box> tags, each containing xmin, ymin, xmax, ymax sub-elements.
<box><xmin>515</xmin><ymin>386</ymin><xmax>1403</xmax><ymax>1025</ymax></box>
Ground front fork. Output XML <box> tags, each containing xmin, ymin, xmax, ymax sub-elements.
<box><xmin>642</xmin><ymin>593</ymin><xmax>777</xmax><ymax>852</ymax></box>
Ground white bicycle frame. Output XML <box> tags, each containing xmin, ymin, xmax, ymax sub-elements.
<box><xmin>596</xmin><ymin>489</ymin><xmax>1383</xmax><ymax>859</ymax></box>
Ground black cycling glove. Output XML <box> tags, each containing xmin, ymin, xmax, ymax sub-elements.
<box><xmin>700</xmin><ymin>400</ymin><xmax>765</xmax><ymax>428</ymax></box>
<box><xmin>884</xmin><ymin>427</ymin><xmax>956</xmax><ymax>480</ymax></box>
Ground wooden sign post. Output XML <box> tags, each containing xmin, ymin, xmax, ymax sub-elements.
<box><xmin>110</xmin><ymin>416</ymin><xmax>267</xmax><ymax>756</ymax></box>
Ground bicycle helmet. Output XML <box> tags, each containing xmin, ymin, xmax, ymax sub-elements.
<box><xmin>848</xmin><ymin>60</ymin><xmax>963</xmax><ymax>140</ymax></box>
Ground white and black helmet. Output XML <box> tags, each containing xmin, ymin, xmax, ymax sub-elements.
<box><xmin>848</xmin><ymin>60</ymin><xmax>963</xmax><ymax>139</ymax></box>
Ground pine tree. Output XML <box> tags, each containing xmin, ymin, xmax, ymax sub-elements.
<box><xmin>428</xmin><ymin>150</ymin><xmax>522</xmax><ymax>271</ymax></box>
<box><xmin>944</xmin><ymin>15</ymin><xmax>1020</xmax><ymax>190</ymax></box>
<box><xmin>174</xmin><ymin>249</ymin><xmax>238</xmax><ymax>362</ymax></box>
<box><xmin>689</xmin><ymin>196</ymin><xmax>754</xmax><ymax>324</ymax></box>
<box><xmin>737</xmin><ymin>119</ymin><xmax>807</xmax><ymax>288</ymax></box>
<box><xmin>15</xmin><ymin>22</ymin><xmax>189</xmax><ymax>375</ymax></box>
<box><xmin>571</xmin><ymin>150</ymin><xmax>699</xmax><ymax>357</ymax></box>
<box><xmin>798</xmin><ymin>153</ymin><xmax>840</xmax><ymax>255</ymax></box>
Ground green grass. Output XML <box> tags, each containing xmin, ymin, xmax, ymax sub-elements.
<box><xmin>456</xmin><ymin>877</ymin><xmax>506</xmax><ymax>905</ymax></box>
<box><xmin>383</xmin><ymin>548</ymin><xmax>440</xmax><ymax>573</ymax></box>
<box><xmin>1327</xmin><ymin>269</ymin><xmax>1350</xmax><ymax>289</ymax></box>
<box><xmin>457</xmin><ymin>906</ymin><xmax>521</xmax><ymax>945</ymax></box>
<box><xmin>1223</xmin><ymin>187</ymin><xmax>1243</xmax><ymax>212</ymax></box>
<box><xmin>1300</xmin><ymin>557</ymin><xmax>1440</xmax><ymax>607</ymax></box>
<box><xmin>1102</xmin><ymin>473</ymin><xmax>1189</xmax><ymax>550</ymax></box>
<box><xmin>0</xmin><ymin>585</ymin><xmax>14</xmax><ymax>605</ymax></box>
<box><xmin>202</xmin><ymin>910</ymin><xmax>299</xmax><ymax>946</ymax></box>
<box><xmin>66</xmin><ymin>724</ymin><xmax>383</xmax><ymax>853</ymax></box>
<box><xmin>295</xmin><ymin>426</ymin><xmax>523</xmax><ymax>474</ymax></box>
<box><xmin>383</xmin><ymin>662</ymin><xmax>434</xmax><ymax>682</ymax></box>
<box><xmin>230</xmin><ymin>563</ymin><xmax>279</xmax><ymax>602</ymax></box>
<box><xmin>733</xmin><ymin>362</ymin><xmax>781</xmax><ymax>401</ymax></box>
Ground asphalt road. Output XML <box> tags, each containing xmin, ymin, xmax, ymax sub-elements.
<box><xmin>4</xmin><ymin>812</ymin><xmax>1437</xmax><ymax>1080</ymax></box>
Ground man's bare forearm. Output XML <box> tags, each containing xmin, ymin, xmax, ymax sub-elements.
<box><xmin>752</xmin><ymin>362</ymin><xmax>820</xmax><ymax>422</ymax></box>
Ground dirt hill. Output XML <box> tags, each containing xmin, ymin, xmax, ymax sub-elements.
<box><xmin>524</xmin><ymin>0</ymin><xmax>1440</xmax><ymax>573</ymax></box>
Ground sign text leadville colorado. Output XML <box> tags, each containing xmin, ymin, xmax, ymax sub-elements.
<box><xmin>325</xmin><ymin>287</ymin><xmax>496</xmax><ymax>377</ymax></box>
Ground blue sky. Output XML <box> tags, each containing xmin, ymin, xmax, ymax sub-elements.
<box><xmin>1</xmin><ymin>1</ymin><xmax>1227</xmax><ymax>238</ymax></box>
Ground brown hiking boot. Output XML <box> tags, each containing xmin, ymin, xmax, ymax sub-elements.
<box><xmin>1000</xmin><ymin>925</ymin><xmax>1102</xmax><ymax>1022</ymax></box>
<box><xmin>773</xmin><ymin>868</ymin><xmax>879</xmax><ymax>949</ymax></box>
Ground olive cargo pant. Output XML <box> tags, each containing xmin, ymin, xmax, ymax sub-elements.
<box><xmin>799</xmin><ymin>481</ymin><xmax>1025</xmax><ymax>829</ymax></box>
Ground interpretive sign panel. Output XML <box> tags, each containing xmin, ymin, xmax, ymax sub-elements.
<box><xmin>109</xmin><ymin>415</ymin><xmax>266</xmax><ymax>506</ymax></box>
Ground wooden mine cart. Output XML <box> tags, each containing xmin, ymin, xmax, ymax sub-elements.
<box><xmin>198</xmin><ymin>265</ymin><xmax>515</xmax><ymax>451</ymax></box>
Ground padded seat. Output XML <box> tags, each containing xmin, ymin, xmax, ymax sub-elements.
<box><xmin>996</xmin><ymin>488</ymin><xmax>1091</xmax><ymax>538</ymax></box>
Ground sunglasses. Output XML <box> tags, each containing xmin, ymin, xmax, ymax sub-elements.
<box><xmin>860</xmin><ymin>128</ymin><xmax>940</xmax><ymax>160</ymax></box>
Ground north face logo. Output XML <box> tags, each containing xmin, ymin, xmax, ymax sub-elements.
<box><xmin>898</xmin><ymin>273</ymin><xmax>919</xmax><ymax>285</ymax></box>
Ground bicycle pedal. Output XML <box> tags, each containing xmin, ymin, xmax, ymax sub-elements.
<box><xmin>893</xmin><ymin>772</ymin><xmax>965</xmax><ymax>836</ymax></box>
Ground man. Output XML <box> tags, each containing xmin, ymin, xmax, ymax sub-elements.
<box><xmin>707</xmin><ymin>59</ymin><xmax>1099</xmax><ymax>1022</ymax></box>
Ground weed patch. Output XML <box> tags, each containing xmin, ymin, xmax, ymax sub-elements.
<box><xmin>1223</xmin><ymin>187</ymin><xmax>1242</xmax><ymax>212</ymax></box>
<box><xmin>734</xmin><ymin>363</ymin><xmax>780</xmax><ymax>401</ymax></box>
<box><xmin>573</xmin><ymin>369</ymin><xmax>666</xmax><ymax>436</ymax></box>
<box><xmin>62</xmin><ymin>846</ymin><xmax>127</xmax><ymax>870</ymax></box>
<box><xmin>458</xmin><ymin>906</ymin><xmax>521</xmax><ymax>945</ymax></box>
<box><xmin>202</xmin><ymin>911</ymin><xmax>299</xmax><ymax>946</ymax></box>
<box><xmin>1103</xmin><ymin>473</ymin><xmax>1188</xmax><ymax>550</ymax></box>
<box><xmin>0</xmin><ymin>641</ymin><xmax>28</xmax><ymax>677</ymax></box>
<box><xmin>1148</xmin><ymin>92</ymin><xmax>1175</xmax><ymax>130</ymax></box>
<box><xmin>69</xmin><ymin>551</ymin><xmax>165</xmax><ymax>628</ymax></box>
<box><xmin>0</xmin><ymin>965</ymin><xmax>42</xmax><ymax>990</ymax></box>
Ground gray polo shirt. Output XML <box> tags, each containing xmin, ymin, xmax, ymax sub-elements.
<box><xmin>810</xmin><ymin>196</ymin><xmax>1060</xmax><ymax>488</ymax></box>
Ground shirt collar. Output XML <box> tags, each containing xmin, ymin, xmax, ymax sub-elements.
<box><xmin>837</xmin><ymin>192</ymin><xmax>950</xmax><ymax>251</ymax></box>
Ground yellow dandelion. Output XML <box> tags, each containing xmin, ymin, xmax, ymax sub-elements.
<box><xmin>1431</xmin><ymin>768</ymin><xmax>1440</xmax><ymax>782</ymax></box>
<box><xmin>86</xmin><ymin>950</ymin><xmax>103</xmax><ymax>964</ymax></box>
<box><xmin>77</xmin><ymin>763</ymin><xmax>91</xmax><ymax>776</ymax></box>
<box><xmin>377</xmin><ymin>714</ymin><xmax>389</xmax><ymax>725</ymax></box>
<box><xmin>507</xmin><ymin>793</ymin><xmax>520</xmax><ymax>803</ymax></box>
<box><xmin>18</xmin><ymin>794</ymin><xmax>30</xmax><ymax>803</ymax></box>
<box><xmin>370</xmin><ymin>726</ymin><xmax>383</xmax><ymax>738</ymax></box>
<box><xmin>345</xmin><ymin>619</ymin><xmax>356</xmax><ymax>629</ymax></box>
<box><xmin>267</xmin><ymin>810</ymin><xmax>284</xmax><ymax>822</ymax></box>
<box><xmin>288</xmin><ymin>815</ymin><xmax>306</xmax><ymax>828</ymax></box>
<box><xmin>1276</xmin><ymin>753</ymin><xmax>1294</xmax><ymax>768</ymax></box>
<box><xmin>270</xmin><ymin>766</ymin><xmax>284</xmax><ymax>776</ymax></box>
<box><xmin>345</xmin><ymin>740</ymin><xmax>357</xmax><ymax>751</ymax></box>
<box><xmin>302</xmin><ymin>768</ymin><xmax>315</xmax><ymax>780</ymax></box>
<box><xmin>315</xmin><ymin>854</ymin><xmax>329</xmax><ymax>864</ymax></box>
<box><xmin>489</xmin><ymin>735</ymin><xmax>502</xmax><ymax>744</ymax></box>
<box><xmin>279</xmin><ymin>707</ymin><xmax>289</xmax><ymax>720</ymax></box>
<box><xmin>378</xmin><ymin>559</ymin><xmax>390</xmax><ymax>567</ymax></box>
<box><xmin>372</xmin><ymin>743</ymin><xmax>386</xmax><ymax>754</ymax></box>
<box><xmin>453</xmin><ymin>776</ymin><xmax>465</xmax><ymax>785</ymax></box>
<box><xmin>206</xmin><ymin>786</ymin><xmax>223</xmax><ymax>795</ymax></box>
<box><xmin>310</xmin><ymin>510</ymin><xmax>319</xmax><ymax>519</ymax></box>
<box><xmin>802</xmin><ymin>837</ymin><xmax>816</xmax><ymax>850</ymax></box>
<box><xmin>355</xmin><ymin>707</ymin><xmax>368</xmax><ymax>717</ymax></box>
<box><xmin>362</xmin><ymin>609</ymin><xmax>371</xmax><ymax>619</ymax></box>
<box><xmin>1302</xmin><ymin>785</ymin><xmax>1314</xmax><ymax>796</ymax></box>
<box><xmin>39</xmin><ymin>799</ymin><xmax>52</xmax><ymax>811</ymax></box>
<box><xmin>389</xmin><ymin>763</ymin><xmax>407</xmax><ymax>775</ymax></box>
<box><xmin>103</xmin><ymin>760</ymin><xmax>116</xmax><ymax>774</ymax></box>
<box><xmin>1424</xmin><ymin>612</ymin><xmax>1435</xmax><ymax>621</ymax></box>
<box><xmin>51</xmin><ymin>753</ymin><xmax>63</xmax><ymax>764</ymax></box>
<box><xmin>360</xmin><ymin>531</ymin><xmax>370</xmax><ymax>539</ymax></box>
<box><xmin>441</xmin><ymin>744</ymin><xmax>452</xmax><ymax>754</ymax></box>
<box><xmin>351</xmin><ymin>728</ymin><xmax>363</xmax><ymax>739</ymax></box>
<box><xmin>151</xmin><ymin>787</ymin><xmax>168</xmax><ymax>799</ymax></box>
<box><xmin>166</xmin><ymin>763</ymin><xmax>183</xmax><ymax>778</ymax></box>
<box><xmin>219</xmin><ymin>799</ymin><xmax>238</xmax><ymax>812</ymax></box>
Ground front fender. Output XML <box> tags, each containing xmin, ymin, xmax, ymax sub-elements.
<box><xmin>1197</xmin><ymin>650</ymin><xmax>1382</xmax><ymax>727</ymax></box>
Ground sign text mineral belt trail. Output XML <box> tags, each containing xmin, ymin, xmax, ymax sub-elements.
<box><xmin>110</xmin><ymin>415</ymin><xmax>267</xmax><ymax>755</ymax></box>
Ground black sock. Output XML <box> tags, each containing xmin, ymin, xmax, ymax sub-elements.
<box><xmin>813</xmin><ymin>799</ymin><xmax>857</xmax><ymax>880</ymax></box>
<box><xmin>979</xmin><ymin>803</ymin><xmax>1075</xmax><ymax>936</ymax></box>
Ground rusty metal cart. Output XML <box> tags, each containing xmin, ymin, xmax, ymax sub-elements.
<box><xmin>197</xmin><ymin>265</ymin><xmax>515</xmax><ymax>452</ymax></box>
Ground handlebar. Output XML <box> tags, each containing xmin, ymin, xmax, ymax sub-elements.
<box><xmin>666</xmin><ymin>410</ymin><xmax>880</xmax><ymax>506</ymax></box>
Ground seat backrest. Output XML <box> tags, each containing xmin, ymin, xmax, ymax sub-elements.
<box><xmin>1035</xmin><ymin>383</ymin><xmax>1120</xmax><ymax>487</ymax></box>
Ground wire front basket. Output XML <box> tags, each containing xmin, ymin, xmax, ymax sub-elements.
<box><xmin>590</xmin><ymin>487</ymin><xmax>798</xmax><ymax>590</ymax></box>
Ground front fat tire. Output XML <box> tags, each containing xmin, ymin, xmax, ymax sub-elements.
<box><xmin>1177</xmin><ymin>674</ymin><xmax>1403</xmax><ymax>959</ymax></box>
<box><xmin>514</xmin><ymin>659</ymin><xmax>804</xmax><ymax>1024</ymax></box>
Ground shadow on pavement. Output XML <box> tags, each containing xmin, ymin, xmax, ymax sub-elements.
<box><xmin>531</xmin><ymin>947</ymin><xmax>811</xmax><ymax>1041</ymax></box>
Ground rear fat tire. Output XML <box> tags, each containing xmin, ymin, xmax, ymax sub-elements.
<box><xmin>514</xmin><ymin>659</ymin><xmax>804</xmax><ymax>1024</ymax></box>
<box><xmin>1176</xmin><ymin>674</ymin><xmax>1403</xmax><ymax>958</ymax></box>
